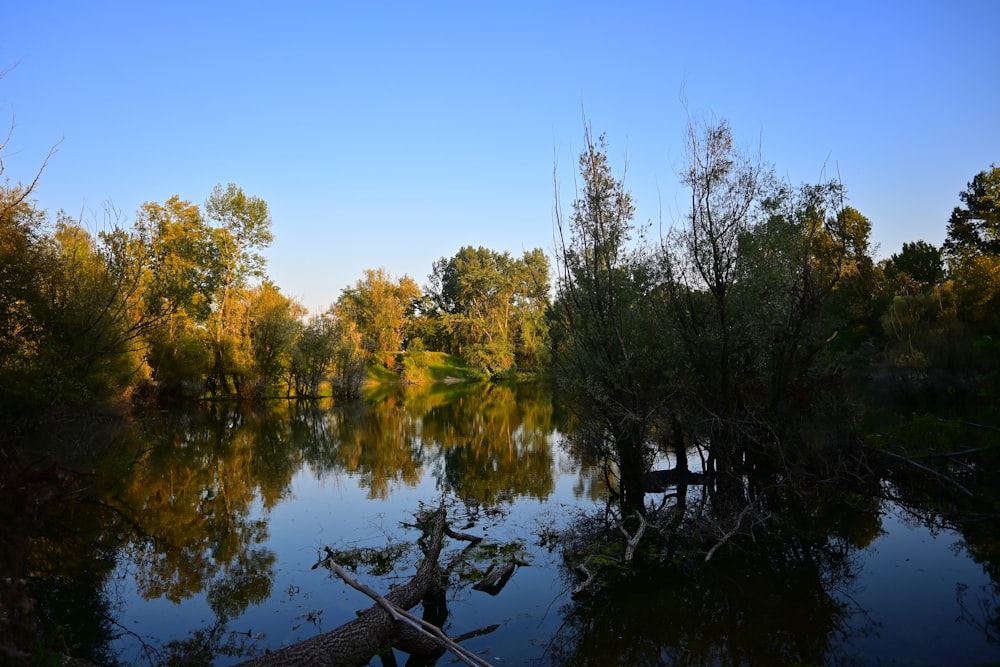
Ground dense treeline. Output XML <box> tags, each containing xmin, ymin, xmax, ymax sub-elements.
<box><xmin>0</xmin><ymin>184</ymin><xmax>356</xmax><ymax>415</ymax></box>
<box><xmin>549</xmin><ymin>117</ymin><xmax>999</xmax><ymax>517</ymax></box>
<box><xmin>1</xmin><ymin>112</ymin><xmax>996</xmax><ymax>430</ymax></box>
<box><xmin>0</xmin><ymin>179</ymin><xmax>556</xmax><ymax>417</ymax></box>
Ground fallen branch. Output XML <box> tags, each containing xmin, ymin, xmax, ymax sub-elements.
<box><xmin>445</xmin><ymin>524</ymin><xmax>484</xmax><ymax>544</ymax></box>
<box><xmin>236</xmin><ymin>508</ymin><xmax>449</xmax><ymax>667</ymax></box>
<box><xmin>327</xmin><ymin>560</ymin><xmax>493</xmax><ymax>667</ymax></box>
<box><xmin>573</xmin><ymin>560</ymin><xmax>596</xmax><ymax>597</ymax></box>
<box><xmin>618</xmin><ymin>512</ymin><xmax>647</xmax><ymax>563</ymax></box>
<box><xmin>880</xmin><ymin>448</ymin><xmax>974</xmax><ymax>497</ymax></box>
<box><xmin>473</xmin><ymin>562</ymin><xmax>516</xmax><ymax>595</ymax></box>
<box><xmin>705</xmin><ymin>501</ymin><xmax>755</xmax><ymax>562</ymax></box>
<box><xmin>916</xmin><ymin>444</ymin><xmax>1000</xmax><ymax>459</ymax></box>
<box><xmin>938</xmin><ymin>418</ymin><xmax>1000</xmax><ymax>433</ymax></box>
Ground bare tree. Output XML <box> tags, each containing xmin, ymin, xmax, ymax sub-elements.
<box><xmin>0</xmin><ymin>65</ymin><xmax>60</xmax><ymax>219</ymax></box>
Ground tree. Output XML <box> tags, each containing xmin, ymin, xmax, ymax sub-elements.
<box><xmin>0</xmin><ymin>187</ymin><xmax>54</xmax><ymax>411</ymax></box>
<box><xmin>667</xmin><ymin>115</ymin><xmax>768</xmax><ymax>421</ymax></box>
<box><xmin>553</xmin><ymin>126</ymin><xmax>663</xmax><ymax>511</ymax></box>
<box><xmin>426</xmin><ymin>246</ymin><xmax>551</xmax><ymax>375</ymax></box>
<box><xmin>659</xmin><ymin>114</ymin><xmax>874</xmax><ymax>488</ymax></box>
<box><xmin>289</xmin><ymin>313</ymin><xmax>339</xmax><ymax>397</ymax></box>
<box><xmin>337</xmin><ymin>268</ymin><xmax>420</xmax><ymax>369</ymax></box>
<box><xmin>132</xmin><ymin>196</ymin><xmax>219</xmax><ymax>397</ymax></box>
<box><xmin>203</xmin><ymin>183</ymin><xmax>274</xmax><ymax>395</ymax></box>
<box><xmin>943</xmin><ymin>166</ymin><xmax>1000</xmax><ymax>333</ymax></box>
<box><xmin>133</xmin><ymin>195</ymin><xmax>219</xmax><ymax>323</ymax></box>
<box><xmin>511</xmin><ymin>247</ymin><xmax>552</xmax><ymax>370</ymax></box>
<box><xmin>883</xmin><ymin>240</ymin><xmax>945</xmax><ymax>295</ymax></box>
<box><xmin>328</xmin><ymin>314</ymin><xmax>368</xmax><ymax>397</ymax></box>
<box><xmin>737</xmin><ymin>187</ymin><xmax>869</xmax><ymax>416</ymax></box>
<box><xmin>245</xmin><ymin>281</ymin><xmax>305</xmax><ymax>397</ymax></box>
<box><xmin>944</xmin><ymin>165</ymin><xmax>1000</xmax><ymax>259</ymax></box>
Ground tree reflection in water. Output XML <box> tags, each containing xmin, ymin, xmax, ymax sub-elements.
<box><xmin>2</xmin><ymin>384</ymin><xmax>999</xmax><ymax>665</ymax></box>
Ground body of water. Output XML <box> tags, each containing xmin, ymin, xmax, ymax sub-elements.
<box><xmin>22</xmin><ymin>383</ymin><xmax>1000</xmax><ymax>666</ymax></box>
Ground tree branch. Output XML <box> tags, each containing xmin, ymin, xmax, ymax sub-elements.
<box><xmin>326</xmin><ymin>560</ymin><xmax>493</xmax><ymax>667</ymax></box>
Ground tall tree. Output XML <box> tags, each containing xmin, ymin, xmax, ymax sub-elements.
<box><xmin>132</xmin><ymin>196</ymin><xmax>219</xmax><ymax>396</ymax></box>
<box><xmin>203</xmin><ymin>183</ymin><xmax>274</xmax><ymax>395</ymax></box>
<box><xmin>289</xmin><ymin>313</ymin><xmax>339</xmax><ymax>397</ymax></box>
<box><xmin>663</xmin><ymin>115</ymin><xmax>870</xmax><ymax>479</ymax></box>
<box><xmin>0</xmin><ymin>187</ymin><xmax>53</xmax><ymax>411</ymax></box>
<box><xmin>667</xmin><ymin>115</ymin><xmax>768</xmax><ymax>419</ymax></box>
<box><xmin>943</xmin><ymin>166</ymin><xmax>1000</xmax><ymax>331</ymax></box>
<box><xmin>882</xmin><ymin>240</ymin><xmax>944</xmax><ymax>296</ymax></box>
<box><xmin>553</xmin><ymin>127</ymin><xmax>662</xmax><ymax>511</ymax></box>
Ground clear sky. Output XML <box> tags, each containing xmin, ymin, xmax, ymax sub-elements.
<box><xmin>2</xmin><ymin>1</ymin><xmax>997</xmax><ymax>315</ymax></box>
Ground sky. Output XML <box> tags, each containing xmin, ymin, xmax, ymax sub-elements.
<box><xmin>2</xmin><ymin>1</ymin><xmax>998</xmax><ymax>315</ymax></box>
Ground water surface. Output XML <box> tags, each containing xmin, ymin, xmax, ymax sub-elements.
<box><xmin>40</xmin><ymin>383</ymin><xmax>1000</xmax><ymax>665</ymax></box>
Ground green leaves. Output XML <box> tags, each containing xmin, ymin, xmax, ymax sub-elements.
<box><xmin>944</xmin><ymin>165</ymin><xmax>1000</xmax><ymax>259</ymax></box>
<box><xmin>426</xmin><ymin>246</ymin><xmax>551</xmax><ymax>376</ymax></box>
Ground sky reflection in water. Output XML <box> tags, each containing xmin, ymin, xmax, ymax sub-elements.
<box><xmin>104</xmin><ymin>395</ymin><xmax>999</xmax><ymax>667</ymax></box>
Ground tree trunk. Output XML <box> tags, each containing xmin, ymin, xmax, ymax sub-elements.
<box><xmin>616</xmin><ymin>422</ymin><xmax>647</xmax><ymax>514</ymax></box>
<box><xmin>235</xmin><ymin>510</ymin><xmax>447</xmax><ymax>667</ymax></box>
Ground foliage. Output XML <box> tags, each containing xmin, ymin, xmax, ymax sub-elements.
<box><xmin>204</xmin><ymin>183</ymin><xmax>275</xmax><ymax>396</ymax></box>
<box><xmin>400</xmin><ymin>336</ymin><xmax>431</xmax><ymax>383</ymax></box>
<box><xmin>882</xmin><ymin>240</ymin><xmax>945</xmax><ymax>294</ymax></box>
<box><xmin>0</xmin><ymin>194</ymin><xmax>154</xmax><ymax>411</ymax></box>
<box><xmin>327</xmin><ymin>313</ymin><xmax>368</xmax><ymax>397</ymax></box>
<box><xmin>880</xmin><ymin>285</ymin><xmax>977</xmax><ymax>373</ymax></box>
<box><xmin>289</xmin><ymin>312</ymin><xmax>338</xmax><ymax>397</ymax></box>
<box><xmin>425</xmin><ymin>245</ymin><xmax>551</xmax><ymax>375</ymax></box>
<box><xmin>552</xmin><ymin>126</ymin><xmax>663</xmax><ymax>511</ymax></box>
<box><xmin>245</xmin><ymin>281</ymin><xmax>305</xmax><ymax>397</ymax></box>
<box><xmin>658</xmin><ymin>117</ymin><xmax>874</xmax><ymax>481</ymax></box>
<box><xmin>944</xmin><ymin>164</ymin><xmax>1000</xmax><ymax>259</ymax></box>
<box><xmin>336</xmin><ymin>268</ymin><xmax>421</xmax><ymax>370</ymax></box>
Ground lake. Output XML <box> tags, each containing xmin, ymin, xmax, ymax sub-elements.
<box><xmin>26</xmin><ymin>382</ymin><xmax>1000</xmax><ymax>666</ymax></box>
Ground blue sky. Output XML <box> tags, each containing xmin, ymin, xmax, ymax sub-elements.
<box><xmin>3</xmin><ymin>1</ymin><xmax>998</xmax><ymax>315</ymax></box>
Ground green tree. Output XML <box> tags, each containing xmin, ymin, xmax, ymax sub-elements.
<box><xmin>331</xmin><ymin>314</ymin><xmax>369</xmax><ymax>397</ymax></box>
<box><xmin>667</xmin><ymin>115</ymin><xmax>768</xmax><ymax>421</ymax></box>
<box><xmin>0</xmin><ymin>187</ymin><xmax>56</xmax><ymax>411</ymax></box>
<box><xmin>203</xmin><ymin>183</ymin><xmax>274</xmax><ymax>395</ymax></box>
<box><xmin>512</xmin><ymin>247</ymin><xmax>552</xmax><ymax>370</ymax></box>
<box><xmin>336</xmin><ymin>268</ymin><xmax>420</xmax><ymax>369</ymax></box>
<box><xmin>132</xmin><ymin>196</ymin><xmax>219</xmax><ymax>397</ymax></box>
<box><xmin>289</xmin><ymin>312</ymin><xmax>339</xmax><ymax>397</ymax></box>
<box><xmin>1</xmin><ymin>205</ymin><xmax>163</xmax><ymax>406</ymax></box>
<box><xmin>662</xmin><ymin>115</ymin><xmax>872</xmax><ymax>481</ymax></box>
<box><xmin>737</xmin><ymin>187</ymin><xmax>870</xmax><ymax>417</ymax></box>
<box><xmin>943</xmin><ymin>166</ymin><xmax>1000</xmax><ymax>333</ymax></box>
<box><xmin>883</xmin><ymin>240</ymin><xmax>945</xmax><ymax>294</ymax></box>
<box><xmin>133</xmin><ymin>195</ymin><xmax>219</xmax><ymax>323</ymax></box>
<box><xmin>944</xmin><ymin>165</ymin><xmax>1000</xmax><ymax>258</ymax></box>
<box><xmin>427</xmin><ymin>246</ymin><xmax>550</xmax><ymax>375</ymax></box>
<box><xmin>245</xmin><ymin>281</ymin><xmax>305</xmax><ymax>397</ymax></box>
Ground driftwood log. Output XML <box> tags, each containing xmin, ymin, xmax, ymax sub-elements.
<box><xmin>236</xmin><ymin>509</ymin><xmax>453</xmax><ymax>667</ymax></box>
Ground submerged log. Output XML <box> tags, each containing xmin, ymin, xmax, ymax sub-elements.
<box><xmin>236</xmin><ymin>510</ymin><xmax>449</xmax><ymax>667</ymax></box>
<box><xmin>472</xmin><ymin>562</ymin><xmax>516</xmax><ymax>596</ymax></box>
<box><xmin>642</xmin><ymin>468</ymin><xmax>706</xmax><ymax>493</ymax></box>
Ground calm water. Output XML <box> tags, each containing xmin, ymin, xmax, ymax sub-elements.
<box><xmin>43</xmin><ymin>383</ymin><xmax>1000</xmax><ymax>666</ymax></box>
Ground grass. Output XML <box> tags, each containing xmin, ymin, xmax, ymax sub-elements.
<box><xmin>365</xmin><ymin>351</ymin><xmax>484</xmax><ymax>386</ymax></box>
